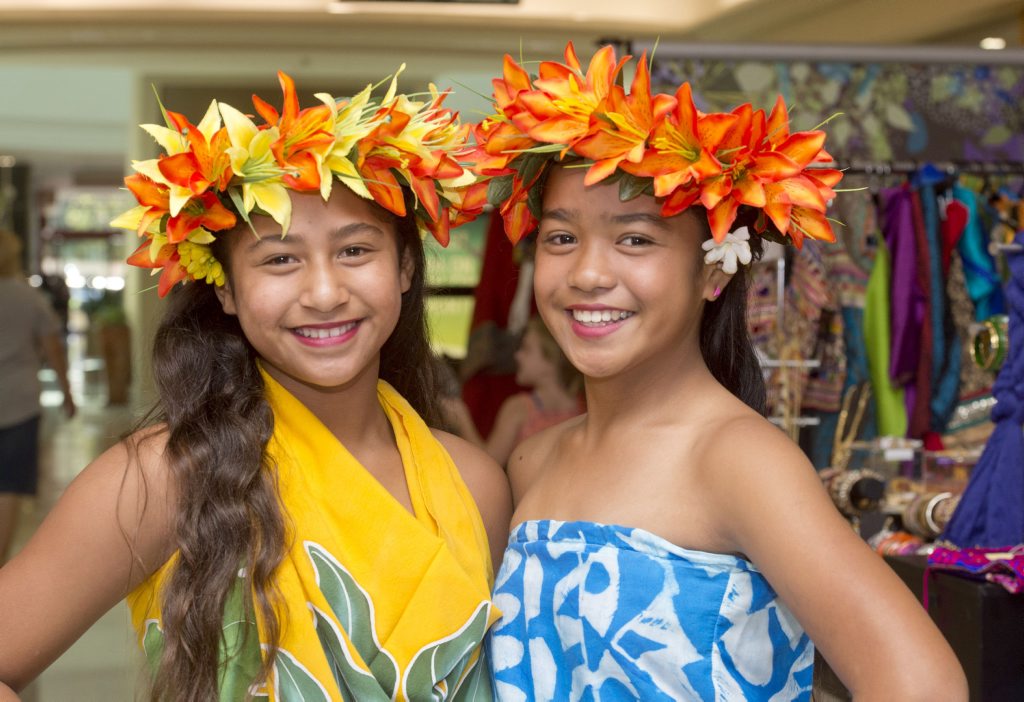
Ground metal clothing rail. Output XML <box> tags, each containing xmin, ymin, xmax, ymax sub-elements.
<box><xmin>632</xmin><ymin>41</ymin><xmax>1024</xmax><ymax>67</ymax></box>
<box><xmin>826</xmin><ymin>160</ymin><xmax>1024</xmax><ymax>176</ymax></box>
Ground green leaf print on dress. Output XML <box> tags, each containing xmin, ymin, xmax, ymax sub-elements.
<box><xmin>404</xmin><ymin>600</ymin><xmax>493</xmax><ymax>702</ymax></box>
<box><xmin>139</xmin><ymin>572</ymin><xmax>267</xmax><ymax>700</ymax></box>
<box><xmin>306</xmin><ymin>541</ymin><xmax>400</xmax><ymax>699</ymax></box>
<box><xmin>274</xmin><ymin>648</ymin><xmax>332</xmax><ymax>702</ymax></box>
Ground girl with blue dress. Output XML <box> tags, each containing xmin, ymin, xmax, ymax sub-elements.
<box><xmin>467</xmin><ymin>43</ymin><xmax>967</xmax><ymax>701</ymax></box>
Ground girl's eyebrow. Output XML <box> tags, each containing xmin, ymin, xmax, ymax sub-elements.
<box><xmin>608</xmin><ymin>212</ymin><xmax>671</xmax><ymax>230</ymax></box>
<box><xmin>245</xmin><ymin>222</ymin><xmax>385</xmax><ymax>252</ymax></box>
<box><xmin>540</xmin><ymin>207</ymin><xmax>579</xmax><ymax>222</ymax></box>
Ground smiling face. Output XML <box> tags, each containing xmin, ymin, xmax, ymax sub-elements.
<box><xmin>533</xmin><ymin>167</ymin><xmax>715</xmax><ymax>382</ymax></box>
<box><xmin>215</xmin><ymin>186</ymin><xmax>412</xmax><ymax>404</ymax></box>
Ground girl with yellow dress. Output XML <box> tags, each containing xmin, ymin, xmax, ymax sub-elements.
<box><xmin>0</xmin><ymin>71</ymin><xmax>510</xmax><ymax>701</ymax></box>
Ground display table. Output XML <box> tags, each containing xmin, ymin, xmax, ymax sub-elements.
<box><xmin>885</xmin><ymin>555</ymin><xmax>1024</xmax><ymax>702</ymax></box>
<box><xmin>812</xmin><ymin>555</ymin><xmax>1023</xmax><ymax>701</ymax></box>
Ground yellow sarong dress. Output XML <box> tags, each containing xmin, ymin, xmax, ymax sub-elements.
<box><xmin>128</xmin><ymin>371</ymin><xmax>500</xmax><ymax>700</ymax></box>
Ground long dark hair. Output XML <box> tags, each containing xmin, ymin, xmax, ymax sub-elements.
<box><xmin>140</xmin><ymin>190</ymin><xmax>437</xmax><ymax>701</ymax></box>
<box><xmin>694</xmin><ymin>207</ymin><xmax>767</xmax><ymax>415</ymax></box>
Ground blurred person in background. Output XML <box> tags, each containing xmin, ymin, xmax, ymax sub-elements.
<box><xmin>0</xmin><ymin>228</ymin><xmax>75</xmax><ymax>564</ymax></box>
<box><xmin>446</xmin><ymin>316</ymin><xmax>583</xmax><ymax>467</ymax></box>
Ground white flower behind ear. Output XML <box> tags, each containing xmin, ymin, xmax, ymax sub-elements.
<box><xmin>702</xmin><ymin>226</ymin><xmax>752</xmax><ymax>275</ymax></box>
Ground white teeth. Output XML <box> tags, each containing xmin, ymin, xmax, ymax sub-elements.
<box><xmin>294</xmin><ymin>322</ymin><xmax>357</xmax><ymax>339</ymax></box>
<box><xmin>571</xmin><ymin>309</ymin><xmax>632</xmax><ymax>325</ymax></box>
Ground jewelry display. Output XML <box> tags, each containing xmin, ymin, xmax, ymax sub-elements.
<box><xmin>970</xmin><ymin>314</ymin><xmax>1009</xmax><ymax>371</ymax></box>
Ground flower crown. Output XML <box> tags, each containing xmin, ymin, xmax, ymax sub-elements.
<box><xmin>113</xmin><ymin>70</ymin><xmax>486</xmax><ymax>297</ymax></box>
<box><xmin>467</xmin><ymin>42</ymin><xmax>842</xmax><ymax>248</ymax></box>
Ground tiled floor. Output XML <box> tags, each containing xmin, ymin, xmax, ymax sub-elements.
<box><xmin>9</xmin><ymin>340</ymin><xmax>146</xmax><ymax>701</ymax></box>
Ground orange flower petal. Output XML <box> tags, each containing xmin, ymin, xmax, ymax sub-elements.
<box><xmin>766</xmin><ymin>94</ymin><xmax>789</xmax><ymax>145</ymax></box>
<box><xmin>776</xmin><ymin>131</ymin><xmax>827</xmax><ymax>168</ymax></box>
<box><xmin>583</xmin><ymin>156</ymin><xmax>624</xmax><ymax>186</ymax></box>
<box><xmin>659</xmin><ymin>185</ymin><xmax>699</xmax><ymax>218</ymax></box>
<box><xmin>503</xmin><ymin>200</ymin><xmax>535</xmax><ymax>244</ymax></box>
<box><xmin>125</xmin><ymin>174</ymin><xmax>169</xmax><ymax>209</ymax></box>
<box><xmin>707</xmin><ymin>197</ymin><xmax>740</xmax><ymax>242</ymax></box>
<box><xmin>251</xmin><ymin>94</ymin><xmax>279</xmax><ymax>126</ymax></box>
<box><xmin>792</xmin><ymin>206</ymin><xmax>836</xmax><ymax>244</ymax></box>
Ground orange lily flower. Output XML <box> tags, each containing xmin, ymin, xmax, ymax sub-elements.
<box><xmin>631</xmin><ymin>83</ymin><xmax>730</xmax><ymax>198</ymax></box>
<box><xmin>573</xmin><ymin>53</ymin><xmax>677</xmax><ymax>186</ymax></box>
<box><xmin>519</xmin><ymin>44</ymin><xmax>627</xmax><ymax>147</ymax></box>
<box><xmin>124</xmin><ymin>174</ymin><xmax>236</xmax><ymax>244</ymax></box>
<box><xmin>252</xmin><ymin>71</ymin><xmax>335</xmax><ymax>191</ymax></box>
<box><xmin>127</xmin><ymin>239</ymin><xmax>188</xmax><ymax>298</ymax></box>
<box><xmin>158</xmin><ymin>111</ymin><xmax>234</xmax><ymax>195</ymax></box>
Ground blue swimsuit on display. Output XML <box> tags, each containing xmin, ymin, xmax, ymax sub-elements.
<box><xmin>489</xmin><ymin>520</ymin><xmax>813</xmax><ymax>701</ymax></box>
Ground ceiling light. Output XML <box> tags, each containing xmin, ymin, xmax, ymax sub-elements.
<box><xmin>980</xmin><ymin>37</ymin><xmax>1006</xmax><ymax>50</ymax></box>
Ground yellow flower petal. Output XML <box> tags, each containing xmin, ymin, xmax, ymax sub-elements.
<box><xmin>139</xmin><ymin>124</ymin><xmax>185</xmax><ymax>154</ymax></box>
<box><xmin>252</xmin><ymin>182</ymin><xmax>292</xmax><ymax>234</ymax></box>
<box><xmin>110</xmin><ymin>205</ymin><xmax>147</xmax><ymax>231</ymax></box>
<box><xmin>219</xmin><ymin>102</ymin><xmax>259</xmax><ymax>150</ymax></box>
<box><xmin>196</xmin><ymin>100</ymin><xmax>222</xmax><ymax>141</ymax></box>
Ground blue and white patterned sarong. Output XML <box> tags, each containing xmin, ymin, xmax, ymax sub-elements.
<box><xmin>489</xmin><ymin>520</ymin><xmax>813</xmax><ymax>701</ymax></box>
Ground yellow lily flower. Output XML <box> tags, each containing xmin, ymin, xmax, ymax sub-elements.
<box><xmin>220</xmin><ymin>102</ymin><xmax>292</xmax><ymax>233</ymax></box>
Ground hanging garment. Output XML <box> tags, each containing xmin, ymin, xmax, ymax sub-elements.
<box><xmin>490</xmin><ymin>520</ymin><xmax>813</xmax><ymax>701</ymax></box>
<box><xmin>953</xmin><ymin>183</ymin><xmax>1005</xmax><ymax>321</ymax></box>
<box><xmin>128</xmin><ymin>370</ymin><xmax>499</xmax><ymax>701</ymax></box>
<box><xmin>914</xmin><ymin>175</ymin><xmax>962</xmax><ymax>436</ymax></box>
<box><xmin>882</xmin><ymin>186</ymin><xmax>928</xmax><ymax>434</ymax></box>
<box><xmin>942</xmin><ymin>234</ymin><xmax>1024</xmax><ymax>547</ymax></box>
<box><xmin>865</xmin><ymin>237</ymin><xmax>909</xmax><ymax>437</ymax></box>
<box><xmin>907</xmin><ymin>188</ymin><xmax>934</xmax><ymax>439</ymax></box>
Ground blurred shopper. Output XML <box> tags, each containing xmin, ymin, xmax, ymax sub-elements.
<box><xmin>0</xmin><ymin>229</ymin><xmax>75</xmax><ymax>564</ymax></box>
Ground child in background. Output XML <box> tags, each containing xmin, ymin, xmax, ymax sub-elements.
<box><xmin>452</xmin><ymin>316</ymin><xmax>583</xmax><ymax>466</ymax></box>
<box><xmin>0</xmin><ymin>72</ymin><xmax>509</xmax><ymax>701</ymax></box>
<box><xmin>469</xmin><ymin>43</ymin><xmax>967</xmax><ymax>701</ymax></box>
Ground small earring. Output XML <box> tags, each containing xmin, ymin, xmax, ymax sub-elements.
<box><xmin>713</xmin><ymin>285</ymin><xmax>721</xmax><ymax>299</ymax></box>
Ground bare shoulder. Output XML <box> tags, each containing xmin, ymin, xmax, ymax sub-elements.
<box><xmin>432</xmin><ymin>429</ymin><xmax>513</xmax><ymax>569</ymax></box>
<box><xmin>433</xmin><ymin>429</ymin><xmax>508</xmax><ymax>496</ymax></box>
<box><xmin>505</xmin><ymin>415</ymin><xmax>580</xmax><ymax>504</ymax></box>
<box><xmin>701</xmin><ymin>412</ymin><xmax>816</xmax><ymax>489</ymax></box>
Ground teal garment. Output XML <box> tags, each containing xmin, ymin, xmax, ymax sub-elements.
<box><xmin>865</xmin><ymin>238</ymin><xmax>908</xmax><ymax>436</ymax></box>
<box><xmin>953</xmin><ymin>184</ymin><xmax>1004</xmax><ymax>321</ymax></box>
<box><xmin>918</xmin><ymin>181</ymin><xmax>961</xmax><ymax>433</ymax></box>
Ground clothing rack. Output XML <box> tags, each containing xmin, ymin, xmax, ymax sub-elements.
<box><xmin>825</xmin><ymin>159</ymin><xmax>1024</xmax><ymax>176</ymax></box>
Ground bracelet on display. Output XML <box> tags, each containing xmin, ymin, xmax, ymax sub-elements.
<box><xmin>903</xmin><ymin>491</ymin><xmax>958</xmax><ymax>539</ymax></box>
<box><xmin>928</xmin><ymin>493</ymin><xmax>960</xmax><ymax>534</ymax></box>
<box><xmin>971</xmin><ymin>315</ymin><xmax>1009</xmax><ymax>371</ymax></box>
<box><xmin>869</xmin><ymin>528</ymin><xmax>924</xmax><ymax>557</ymax></box>
<box><xmin>826</xmin><ymin>468</ymin><xmax>887</xmax><ymax>517</ymax></box>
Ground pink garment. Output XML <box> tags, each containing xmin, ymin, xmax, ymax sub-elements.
<box><xmin>516</xmin><ymin>392</ymin><xmax>584</xmax><ymax>443</ymax></box>
<box><xmin>924</xmin><ymin>545</ymin><xmax>1024</xmax><ymax>608</ymax></box>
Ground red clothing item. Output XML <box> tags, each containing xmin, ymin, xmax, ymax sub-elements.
<box><xmin>941</xmin><ymin>200</ymin><xmax>968</xmax><ymax>275</ymax></box>
<box><xmin>461</xmin><ymin>212</ymin><xmax>530</xmax><ymax>437</ymax></box>
<box><xmin>908</xmin><ymin>189</ymin><xmax>933</xmax><ymax>439</ymax></box>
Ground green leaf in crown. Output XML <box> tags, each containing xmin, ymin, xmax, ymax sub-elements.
<box><xmin>404</xmin><ymin>601</ymin><xmax>493</xmax><ymax>702</ymax></box>
<box><xmin>305</xmin><ymin>541</ymin><xmax>400</xmax><ymax>699</ymax></box>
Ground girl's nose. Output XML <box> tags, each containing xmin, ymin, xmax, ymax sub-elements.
<box><xmin>298</xmin><ymin>261</ymin><xmax>350</xmax><ymax>312</ymax></box>
<box><xmin>567</xmin><ymin>242</ymin><xmax>615</xmax><ymax>292</ymax></box>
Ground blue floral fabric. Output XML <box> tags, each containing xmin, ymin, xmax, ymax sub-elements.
<box><xmin>489</xmin><ymin>520</ymin><xmax>813</xmax><ymax>701</ymax></box>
